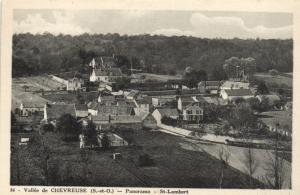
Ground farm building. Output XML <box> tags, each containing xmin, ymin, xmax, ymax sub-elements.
<box><xmin>220</xmin><ymin>81</ymin><xmax>250</xmax><ymax>90</ymax></box>
<box><xmin>20</xmin><ymin>102</ymin><xmax>45</xmax><ymax>116</ymax></box>
<box><xmin>198</xmin><ymin>81</ymin><xmax>223</xmax><ymax>94</ymax></box>
<box><xmin>50</xmin><ymin>75</ymin><xmax>83</xmax><ymax>91</ymax></box>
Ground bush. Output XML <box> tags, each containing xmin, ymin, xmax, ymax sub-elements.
<box><xmin>161</xmin><ymin>116</ymin><xmax>177</xmax><ymax>126</ymax></box>
<box><xmin>138</xmin><ymin>153</ymin><xmax>155</xmax><ymax>167</ymax></box>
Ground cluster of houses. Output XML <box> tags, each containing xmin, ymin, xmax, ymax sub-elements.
<box><xmin>16</xmin><ymin>55</ymin><xmax>292</xmax><ymax>141</ymax></box>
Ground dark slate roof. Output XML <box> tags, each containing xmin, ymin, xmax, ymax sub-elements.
<box><xmin>75</xmin><ymin>104</ymin><xmax>88</xmax><ymax>111</ymax></box>
<box><xmin>98</xmin><ymin>105</ymin><xmax>133</xmax><ymax>116</ymax></box>
<box><xmin>198</xmin><ymin>81</ymin><xmax>223</xmax><ymax>87</ymax></box>
<box><xmin>46</xmin><ymin>104</ymin><xmax>76</xmax><ymax>119</ymax></box>
<box><xmin>22</xmin><ymin>102</ymin><xmax>45</xmax><ymax>108</ymax></box>
<box><xmin>157</xmin><ymin>108</ymin><xmax>179</xmax><ymax>117</ymax></box>
<box><xmin>94</xmin><ymin>68</ymin><xmax>122</xmax><ymax>77</ymax></box>
<box><xmin>224</xmin><ymin>89</ymin><xmax>254</xmax><ymax>96</ymax></box>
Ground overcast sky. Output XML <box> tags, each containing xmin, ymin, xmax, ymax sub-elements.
<box><xmin>13</xmin><ymin>10</ymin><xmax>293</xmax><ymax>39</ymax></box>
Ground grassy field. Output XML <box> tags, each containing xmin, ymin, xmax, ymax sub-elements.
<box><xmin>11</xmin><ymin>129</ymin><xmax>259</xmax><ymax>188</ymax></box>
<box><xmin>259</xmin><ymin>110</ymin><xmax>292</xmax><ymax>132</ymax></box>
<box><xmin>253</xmin><ymin>73</ymin><xmax>292</xmax><ymax>88</ymax></box>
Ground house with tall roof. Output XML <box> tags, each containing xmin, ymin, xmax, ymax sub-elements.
<box><xmin>89</xmin><ymin>56</ymin><xmax>116</xmax><ymax>69</ymax></box>
<box><xmin>220</xmin><ymin>88</ymin><xmax>254</xmax><ymax>101</ymax></box>
<box><xmin>89</xmin><ymin>67</ymin><xmax>123</xmax><ymax>83</ymax></box>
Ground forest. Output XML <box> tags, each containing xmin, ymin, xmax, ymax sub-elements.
<box><xmin>12</xmin><ymin>33</ymin><xmax>293</xmax><ymax>78</ymax></box>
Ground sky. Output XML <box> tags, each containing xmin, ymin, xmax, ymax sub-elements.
<box><xmin>13</xmin><ymin>10</ymin><xmax>293</xmax><ymax>39</ymax></box>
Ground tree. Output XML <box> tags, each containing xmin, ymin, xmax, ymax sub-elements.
<box><xmin>264</xmin><ymin>123</ymin><xmax>288</xmax><ymax>189</ymax></box>
<box><xmin>56</xmin><ymin>114</ymin><xmax>81</xmax><ymax>141</ymax></box>
<box><xmin>101</xmin><ymin>132</ymin><xmax>110</xmax><ymax>150</ymax></box>
<box><xmin>83</xmin><ymin>121</ymin><xmax>98</xmax><ymax>147</ymax></box>
<box><xmin>22</xmin><ymin>85</ymin><xmax>29</xmax><ymax>92</ymax></box>
<box><xmin>113</xmin><ymin>77</ymin><xmax>131</xmax><ymax>91</ymax></box>
<box><xmin>218</xmin><ymin>146</ymin><xmax>230</xmax><ymax>188</ymax></box>
<box><xmin>183</xmin><ymin>69</ymin><xmax>207</xmax><ymax>88</ymax></box>
<box><xmin>257</xmin><ymin>81</ymin><xmax>269</xmax><ymax>95</ymax></box>
<box><xmin>243</xmin><ymin>146</ymin><xmax>259</xmax><ymax>188</ymax></box>
<box><xmin>269</xmin><ymin>69</ymin><xmax>279</xmax><ymax>77</ymax></box>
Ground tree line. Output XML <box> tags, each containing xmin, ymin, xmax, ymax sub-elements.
<box><xmin>13</xmin><ymin>33</ymin><xmax>292</xmax><ymax>78</ymax></box>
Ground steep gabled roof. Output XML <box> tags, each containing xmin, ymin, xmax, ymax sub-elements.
<box><xmin>157</xmin><ymin>108</ymin><xmax>179</xmax><ymax>117</ymax></box>
<box><xmin>75</xmin><ymin>104</ymin><xmax>88</xmax><ymax>111</ymax></box>
<box><xmin>22</xmin><ymin>102</ymin><xmax>45</xmax><ymax>108</ymax></box>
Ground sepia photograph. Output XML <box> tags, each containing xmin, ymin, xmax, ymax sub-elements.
<box><xmin>3</xmin><ymin>0</ymin><xmax>296</xmax><ymax>192</ymax></box>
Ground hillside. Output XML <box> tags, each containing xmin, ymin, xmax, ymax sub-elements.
<box><xmin>13</xmin><ymin>33</ymin><xmax>293</xmax><ymax>78</ymax></box>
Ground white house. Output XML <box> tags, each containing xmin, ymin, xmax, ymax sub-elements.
<box><xmin>220</xmin><ymin>81</ymin><xmax>250</xmax><ymax>90</ymax></box>
<box><xmin>89</xmin><ymin>68</ymin><xmax>122</xmax><ymax>83</ymax></box>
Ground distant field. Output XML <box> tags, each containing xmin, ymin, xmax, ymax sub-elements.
<box><xmin>136</xmin><ymin>73</ymin><xmax>182</xmax><ymax>82</ymax></box>
<box><xmin>259</xmin><ymin>110</ymin><xmax>292</xmax><ymax>132</ymax></box>
<box><xmin>254</xmin><ymin>73</ymin><xmax>293</xmax><ymax>88</ymax></box>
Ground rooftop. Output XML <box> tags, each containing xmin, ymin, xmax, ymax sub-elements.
<box><xmin>224</xmin><ymin>89</ymin><xmax>253</xmax><ymax>96</ymax></box>
<box><xmin>156</xmin><ymin>108</ymin><xmax>179</xmax><ymax>117</ymax></box>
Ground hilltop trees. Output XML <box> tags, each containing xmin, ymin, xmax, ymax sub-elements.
<box><xmin>12</xmin><ymin>33</ymin><xmax>292</xmax><ymax>77</ymax></box>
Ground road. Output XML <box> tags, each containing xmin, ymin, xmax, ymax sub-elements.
<box><xmin>179</xmin><ymin>137</ymin><xmax>291</xmax><ymax>188</ymax></box>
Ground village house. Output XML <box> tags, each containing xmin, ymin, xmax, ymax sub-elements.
<box><xmin>152</xmin><ymin>108</ymin><xmax>179</xmax><ymax>125</ymax></box>
<box><xmin>89</xmin><ymin>56</ymin><xmax>116</xmax><ymax>69</ymax></box>
<box><xmin>133</xmin><ymin>97</ymin><xmax>151</xmax><ymax>119</ymax></box>
<box><xmin>177</xmin><ymin>96</ymin><xmax>198</xmax><ymax>111</ymax></box>
<box><xmin>43</xmin><ymin>103</ymin><xmax>76</xmax><ymax>125</ymax></box>
<box><xmin>97</xmin><ymin>94</ymin><xmax>116</xmax><ymax>105</ymax></box>
<box><xmin>198</xmin><ymin>81</ymin><xmax>223</xmax><ymax>94</ymax></box>
<box><xmin>220</xmin><ymin>81</ymin><xmax>250</xmax><ymax>90</ymax></box>
<box><xmin>152</xmin><ymin>96</ymin><xmax>176</xmax><ymax>107</ymax></box>
<box><xmin>220</xmin><ymin>88</ymin><xmax>254</xmax><ymax>101</ymax></box>
<box><xmin>89</xmin><ymin>67</ymin><xmax>123</xmax><ymax>83</ymax></box>
<box><xmin>20</xmin><ymin>102</ymin><xmax>45</xmax><ymax>116</ymax></box>
<box><xmin>75</xmin><ymin>104</ymin><xmax>89</xmax><ymax>118</ymax></box>
<box><xmin>126</xmin><ymin>90</ymin><xmax>140</xmax><ymax>100</ymax></box>
<box><xmin>180</xmin><ymin>102</ymin><xmax>204</xmax><ymax>123</ymax></box>
<box><xmin>50</xmin><ymin>75</ymin><xmax>84</xmax><ymax>91</ymax></box>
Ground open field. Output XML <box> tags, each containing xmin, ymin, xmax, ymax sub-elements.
<box><xmin>136</xmin><ymin>73</ymin><xmax>182</xmax><ymax>82</ymax></box>
<box><xmin>254</xmin><ymin>73</ymin><xmax>292</xmax><ymax>88</ymax></box>
<box><xmin>12</xmin><ymin>79</ymin><xmax>49</xmax><ymax>110</ymax></box>
<box><xmin>259</xmin><ymin>111</ymin><xmax>292</xmax><ymax>132</ymax></box>
<box><xmin>11</xmin><ymin>129</ymin><xmax>258</xmax><ymax>188</ymax></box>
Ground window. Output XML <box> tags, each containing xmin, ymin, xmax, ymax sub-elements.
<box><xmin>196</xmin><ymin>110</ymin><xmax>200</xmax><ymax>115</ymax></box>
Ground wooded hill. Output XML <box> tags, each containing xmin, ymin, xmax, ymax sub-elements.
<box><xmin>13</xmin><ymin>33</ymin><xmax>293</xmax><ymax>78</ymax></box>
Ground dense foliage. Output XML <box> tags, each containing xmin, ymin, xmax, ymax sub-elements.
<box><xmin>13</xmin><ymin>33</ymin><xmax>292</xmax><ymax>78</ymax></box>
